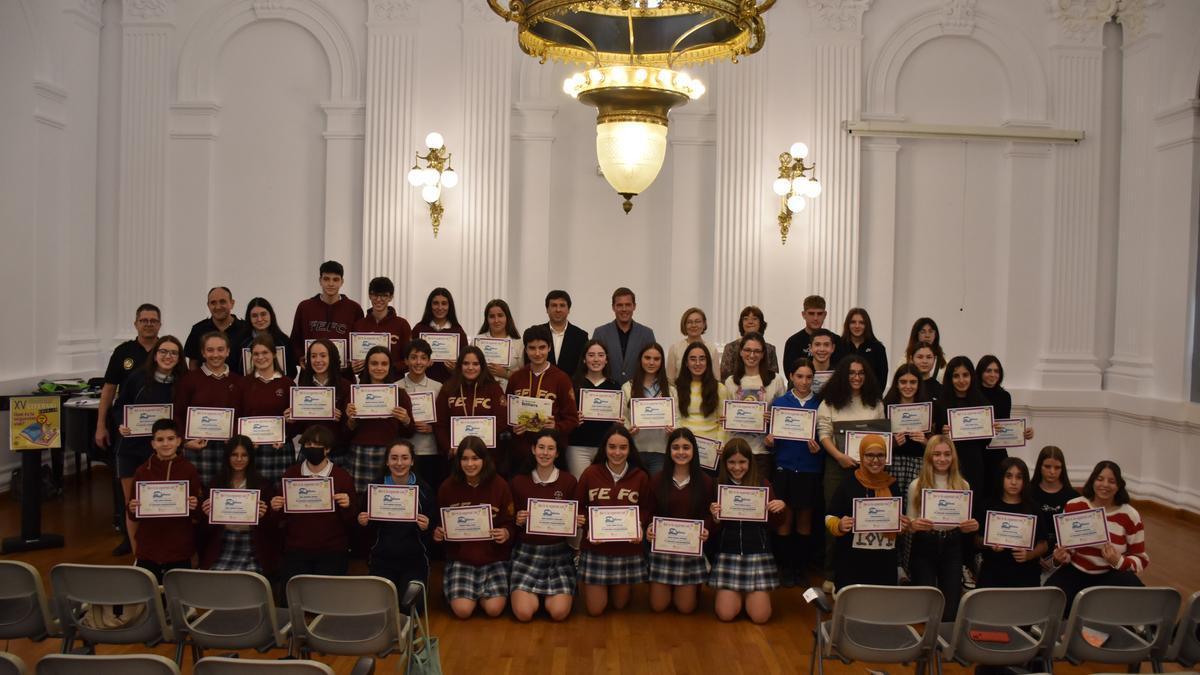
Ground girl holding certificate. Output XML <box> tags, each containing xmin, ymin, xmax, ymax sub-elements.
<box><xmin>907</xmin><ymin>343</ymin><xmax>942</xmax><ymax>400</ymax></box>
<box><xmin>665</xmin><ymin>307</ymin><xmax>718</xmax><ymax>382</ymax></box>
<box><xmin>718</xmin><ymin>306</ymin><xmax>779</xmax><ymax>381</ymax></box>
<box><xmin>576</xmin><ymin>426</ymin><xmax>656</xmax><ymax>616</ymax></box>
<box><xmin>510</xmin><ymin>430</ymin><xmax>580</xmax><ymax>622</ymax></box>
<box><xmin>175</xmin><ymin>331</ymin><xmax>245</xmax><ymax>486</ymax></box>
<box><xmin>977</xmin><ymin>355</ymin><xmax>1036</xmax><ymax>483</ymax></box>
<box><xmin>976</xmin><ymin>457</ymin><xmax>1048</xmax><ymax>588</ymax></box>
<box><xmin>433</xmin><ymin>436</ymin><xmax>516</xmax><ymax>619</ymax></box>
<box><xmin>674</xmin><ymin>342</ymin><xmax>728</xmax><ymax>446</ymax></box>
<box><xmin>413</xmin><ymin>287</ymin><xmax>468</xmax><ymax>383</ymax></box>
<box><xmin>240</xmin><ymin>335</ymin><xmax>295</xmax><ymax>482</ymax></box>
<box><xmin>289</xmin><ymin>339</ymin><xmax>350</xmax><ymax>467</ymax></box>
<box><xmin>824</xmin><ymin>434</ymin><xmax>909</xmax><ymax>590</ymax></box>
<box><xmin>766</xmin><ymin>358</ymin><xmax>822</xmax><ymax>587</ymax></box>
<box><xmin>1031</xmin><ymin>445</ymin><xmax>1078</xmax><ymax>554</ymax></box>
<box><xmin>723</xmin><ymin>333</ymin><xmax>786</xmax><ymax>475</ymax></box>
<box><xmin>648</xmin><ymin>428</ymin><xmax>714</xmax><ymax>614</ymax></box>
<box><xmin>708</xmin><ymin>438</ymin><xmax>786</xmax><ymax>623</ymax></box>
<box><xmin>200</xmin><ymin>436</ymin><xmax>274</xmax><ymax>573</ymax></box>
<box><xmin>883</xmin><ymin>364</ymin><xmax>931</xmax><ymax>509</ymax></box>
<box><xmin>621</xmin><ymin>343</ymin><xmax>677</xmax><ymax>476</ymax></box>
<box><xmin>906</xmin><ymin>436</ymin><xmax>979</xmax><ymax>620</ymax></box>
<box><xmin>347</xmin><ymin>346</ymin><xmax>415</xmax><ymax>494</ymax></box>
<box><xmin>1047</xmin><ymin>461</ymin><xmax>1148</xmax><ymax>612</ymax></box>
<box><xmin>475</xmin><ymin>299</ymin><xmax>522</xmax><ymax>390</ymax></box>
<box><xmin>933</xmin><ymin>356</ymin><xmax>992</xmax><ymax>503</ymax></box>
<box><xmin>905</xmin><ymin>318</ymin><xmax>946</xmax><ymax>381</ymax></box>
<box><xmin>567</xmin><ymin>340</ymin><xmax>621</xmax><ymax>478</ymax></box>
<box><xmin>838</xmin><ymin>308</ymin><xmax>888</xmax><ymax>385</ymax></box>
<box><xmin>434</xmin><ymin>347</ymin><xmax>507</xmax><ymax>457</ymax></box>
<box><xmin>236</xmin><ymin>297</ymin><xmax>296</xmax><ymax>377</ymax></box>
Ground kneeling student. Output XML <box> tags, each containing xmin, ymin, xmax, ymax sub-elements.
<box><xmin>648</xmin><ymin>428</ymin><xmax>713</xmax><ymax>614</ymax></box>
<box><xmin>127</xmin><ymin>419</ymin><xmax>203</xmax><ymax>581</ymax></box>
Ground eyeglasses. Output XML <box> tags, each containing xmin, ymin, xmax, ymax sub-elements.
<box><xmin>741</xmin><ymin>348</ymin><xmax>763</xmax><ymax>355</ymax></box>
<box><xmin>862</xmin><ymin>453</ymin><xmax>887</xmax><ymax>461</ymax></box>
<box><xmin>848</xmin><ymin>371</ymin><xmax>866</xmax><ymax>378</ymax></box>
<box><xmin>157</xmin><ymin>349</ymin><xmax>180</xmax><ymax>357</ymax></box>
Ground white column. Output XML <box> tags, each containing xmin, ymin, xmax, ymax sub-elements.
<box><xmin>31</xmin><ymin>79</ymin><xmax>67</xmax><ymax>375</ymax></box>
<box><xmin>859</xmin><ymin>137</ymin><xmax>900</xmax><ymax>347</ymax></box>
<box><xmin>667</xmin><ymin>109</ymin><xmax>717</xmax><ymax>321</ymax></box>
<box><xmin>322</xmin><ymin>104</ymin><xmax>365</xmax><ymax>295</ymax></box>
<box><xmin>167</xmin><ymin>102</ymin><xmax>219</xmax><ymax>319</ymax></box>
<box><xmin>510</xmin><ymin>98</ymin><xmax>557</xmax><ymax>326</ymax></box>
<box><xmin>458</xmin><ymin>1</ymin><xmax>513</xmax><ymax>318</ymax></box>
<box><xmin>1000</xmin><ymin>142</ymin><xmax>1052</xmax><ymax>384</ymax></box>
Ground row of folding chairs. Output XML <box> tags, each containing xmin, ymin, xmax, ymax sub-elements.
<box><xmin>0</xmin><ymin>653</ymin><xmax>374</xmax><ymax>674</ymax></box>
<box><xmin>805</xmin><ymin>584</ymin><xmax>1200</xmax><ymax>674</ymax></box>
<box><xmin>0</xmin><ymin>561</ymin><xmax>428</xmax><ymax>667</ymax></box>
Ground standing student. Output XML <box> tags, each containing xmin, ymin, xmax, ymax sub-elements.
<box><xmin>96</xmin><ymin>303</ymin><xmax>161</xmax><ymax>450</ymax></box>
<box><xmin>709</xmin><ymin>438</ymin><xmax>787</xmax><ymax>623</ymax></box>
<box><xmin>1031</xmin><ymin>445</ymin><xmax>1078</xmax><ymax>557</ymax></box>
<box><xmin>126</xmin><ymin>419</ymin><xmax>203</xmax><ymax>581</ymax></box>
<box><xmin>236</xmin><ymin>298</ymin><xmax>296</xmax><ymax>377</ymax></box>
<box><xmin>883</xmin><ymin>364</ymin><xmax>931</xmax><ymax>509</ymax></box>
<box><xmin>675</xmin><ymin>342</ymin><xmax>728</xmax><ymax>446</ymax></box>
<box><xmin>904</xmin><ymin>318</ymin><xmax>946</xmax><ymax>382</ymax></box>
<box><xmin>907</xmin><ymin>436</ymin><xmax>979</xmax><ymax>621</ymax></box>
<box><xmin>566</xmin><ymin>340</ymin><xmax>620</xmax><ymax>478</ymax></box>
<box><xmin>289</xmin><ymin>260</ymin><xmax>364</xmax><ymax>367</ymax></box>
<box><xmin>398</xmin><ymin>339</ymin><xmax>443</xmax><ymax>489</ymax></box>
<box><xmin>510</xmin><ymin>430</ymin><xmax>581</xmax><ymax>622</ymax></box>
<box><xmin>175</xmin><ymin>332</ymin><xmax>244</xmax><ymax>486</ymax></box>
<box><xmin>724</xmin><ymin>332</ymin><xmax>786</xmax><ymax>476</ymax></box>
<box><xmin>907</xmin><ymin>342</ymin><xmax>942</xmax><ymax>400</ymax></box>
<box><xmin>239</xmin><ymin>335</ymin><xmax>296</xmax><ymax>483</ymax></box>
<box><xmin>976</xmin><ymin>457</ymin><xmax>1048</xmax><ymax>588</ymax></box>
<box><xmin>287</xmin><ymin>339</ymin><xmax>349</xmax><ymax>468</ymax></box>
<box><xmin>506</xmin><ymin>326</ymin><xmax>580</xmax><ymax>473</ymax></box>
<box><xmin>976</xmin><ymin>354</ymin><xmax>1036</xmax><ymax>486</ymax></box>
<box><xmin>782</xmin><ymin>295</ymin><xmax>840</xmax><ymax>373</ymax></box>
<box><xmin>666</xmin><ymin>308</ymin><xmax>718</xmax><ymax>382</ymax></box>
<box><xmin>719</xmin><ymin>306</ymin><xmax>779</xmax><ymax>381</ymax></box>
<box><xmin>412</xmin><ymin>287</ymin><xmax>468</xmax><ymax>384</ymax></box>
<box><xmin>807</xmin><ymin>329</ymin><xmax>838</xmax><ymax>377</ymax></box>
<box><xmin>351</xmin><ymin>277</ymin><xmax>412</xmax><ymax>379</ymax></box>
<box><xmin>185</xmin><ymin>287</ymin><xmax>249</xmax><ymax>370</ymax></box>
<box><xmin>433</xmin><ymin>436</ymin><xmax>515</xmax><ymax>619</ymax></box>
<box><xmin>476</xmin><ymin>299</ymin><xmax>522</xmax><ymax>390</ymax></box>
<box><xmin>648</xmin><ymin>428</ymin><xmax>714</xmax><ymax>614</ymax></box>
<box><xmin>433</xmin><ymin>347</ymin><xmax>507</xmax><ymax>458</ymax></box>
<box><xmin>199</xmin><ymin>437</ymin><xmax>274</xmax><ymax>573</ymax></box>
<box><xmin>839</xmin><ymin>308</ymin><xmax>887</xmax><ymax>383</ymax></box>
<box><xmin>933</xmin><ymin>356</ymin><xmax>993</xmax><ymax>504</ymax></box>
<box><xmin>765</xmin><ymin>358</ymin><xmax>822</xmax><ymax>586</ymax></box>
<box><xmin>592</xmin><ymin>287</ymin><xmax>657</xmax><ymax>385</ymax></box>
<box><xmin>621</xmin><ymin>342</ymin><xmax>677</xmax><ymax>476</ymax></box>
<box><xmin>539</xmin><ymin>290</ymin><xmax>589</xmax><ymax>378</ymax></box>
<box><xmin>576</xmin><ymin>426</ymin><xmax>655</xmax><ymax>616</ymax></box>
<box><xmin>347</xmin><ymin>346</ymin><xmax>414</xmax><ymax>494</ymax></box>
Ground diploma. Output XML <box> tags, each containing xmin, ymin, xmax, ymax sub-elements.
<box><xmin>474</xmin><ymin>337</ymin><xmax>512</xmax><ymax>366</ymax></box>
<box><xmin>578</xmin><ymin>388</ymin><xmax>624</xmax><ymax>422</ymax></box>
<box><xmin>408</xmin><ymin>391</ymin><xmax>436</xmax><ymax>424</ymax></box>
<box><xmin>209</xmin><ymin>488</ymin><xmax>261</xmax><ymax>525</ymax></box>
<box><xmin>237</xmin><ymin>416</ymin><xmax>285</xmax><ymax>445</ymax></box>
<box><xmin>717</xmin><ymin>484</ymin><xmax>769</xmax><ymax>522</ymax></box>
<box><xmin>921</xmin><ymin>489</ymin><xmax>974</xmax><ymax>525</ymax></box>
<box><xmin>305</xmin><ymin>339</ymin><xmax>348</xmax><ymax>365</ymax></box>
<box><xmin>888</xmin><ymin>402</ymin><xmax>932</xmax><ymax>434</ymax></box>
<box><xmin>282</xmin><ymin>477</ymin><xmax>335</xmax><ymax>513</ymax></box>
<box><xmin>948</xmin><ymin>405</ymin><xmax>995</xmax><ymax>441</ymax></box>
<box><xmin>812</xmin><ymin>370</ymin><xmax>834</xmax><ymax>394</ymax></box>
<box><xmin>983</xmin><ymin>510</ymin><xmax>1037</xmax><ymax>550</ymax></box>
<box><xmin>350</xmin><ymin>332</ymin><xmax>392</xmax><ymax>361</ymax></box>
<box><xmin>769</xmin><ymin>407</ymin><xmax>816</xmax><ymax>441</ymax></box>
<box><xmin>852</xmin><ymin>496</ymin><xmax>903</xmax><ymax>533</ymax></box>
<box><xmin>289</xmin><ymin>386</ymin><xmax>336</xmax><ymax>420</ymax></box>
<box><xmin>507</xmin><ymin>395</ymin><xmax>555</xmax><ymax>428</ymax></box>
<box><xmin>988</xmin><ymin>418</ymin><xmax>1027</xmax><ymax>449</ymax></box>
<box><xmin>419</xmin><ymin>332</ymin><xmax>460</xmax><ymax>363</ymax></box>
<box><xmin>367</xmin><ymin>484</ymin><xmax>419</xmax><ymax>522</ymax></box>
<box><xmin>450</xmin><ymin>416</ymin><xmax>496</xmax><ymax>448</ymax></box>
<box><xmin>723</xmin><ymin>400</ymin><xmax>768</xmax><ymax>433</ymax></box>
<box><xmin>123</xmin><ymin>404</ymin><xmax>173</xmax><ymax>437</ymax></box>
<box><xmin>241</xmin><ymin>346</ymin><xmax>287</xmax><ymax>374</ymax></box>
<box><xmin>185</xmin><ymin>407</ymin><xmax>235</xmax><ymax>441</ymax></box>
<box><xmin>135</xmin><ymin>480</ymin><xmax>190</xmax><ymax>518</ymax></box>
<box><xmin>587</xmin><ymin>505</ymin><xmax>641</xmax><ymax>542</ymax></box>
<box><xmin>440</xmin><ymin>504</ymin><xmax>494</xmax><ymax>541</ymax></box>
<box><xmin>526</xmin><ymin>498</ymin><xmax>578</xmax><ymax>537</ymax></box>
<box><xmin>1053</xmin><ymin>507</ymin><xmax>1110</xmax><ymax>549</ymax></box>
<box><xmin>352</xmin><ymin>384</ymin><xmax>398</xmax><ymax>418</ymax></box>
<box><xmin>695</xmin><ymin>435</ymin><xmax>722</xmax><ymax>471</ymax></box>
<box><xmin>630</xmin><ymin>397</ymin><xmax>676</xmax><ymax>429</ymax></box>
<box><xmin>650</xmin><ymin>517</ymin><xmax>704</xmax><ymax>557</ymax></box>
<box><xmin>845</xmin><ymin>430</ymin><xmax>893</xmax><ymax>463</ymax></box>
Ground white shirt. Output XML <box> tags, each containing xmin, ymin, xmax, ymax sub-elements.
<box><xmin>300</xmin><ymin>460</ymin><xmax>334</xmax><ymax>477</ymax></box>
<box><xmin>532</xmin><ymin>467</ymin><xmax>560</xmax><ymax>486</ymax></box>
<box><xmin>399</xmin><ymin>374</ymin><xmax>442</xmax><ymax>457</ymax></box>
<box><xmin>550</xmin><ymin>323</ymin><xmax>567</xmax><ymax>361</ymax></box>
<box><xmin>201</xmin><ymin>363</ymin><xmax>230</xmax><ymax>379</ymax></box>
<box><xmin>608</xmin><ymin>463</ymin><xmax>629</xmax><ymax>482</ymax></box>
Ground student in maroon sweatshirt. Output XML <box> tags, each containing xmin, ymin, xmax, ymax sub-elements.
<box><xmin>289</xmin><ymin>260</ymin><xmax>364</xmax><ymax>366</ymax></box>
<box><xmin>434</xmin><ymin>347</ymin><xmax>507</xmax><ymax>458</ymax></box>
<box><xmin>433</xmin><ymin>436</ymin><xmax>516</xmax><ymax>619</ymax></box>
<box><xmin>347</xmin><ymin>346</ymin><xmax>414</xmax><ymax>494</ymax></box>
<box><xmin>240</xmin><ymin>335</ymin><xmax>295</xmax><ymax>483</ymax></box>
<box><xmin>199</xmin><ymin>435</ymin><xmax>276</xmax><ymax>574</ymax></box>
<box><xmin>286</xmin><ymin>339</ymin><xmax>350</xmax><ymax>466</ymax></box>
<box><xmin>411</xmin><ymin>287</ymin><xmax>468</xmax><ymax>383</ymax></box>
<box><xmin>576</xmin><ymin>425</ymin><xmax>655</xmax><ymax>616</ymax></box>
<box><xmin>350</xmin><ymin>276</ymin><xmax>412</xmax><ymax>379</ymax></box>
<box><xmin>127</xmin><ymin>419</ymin><xmax>203</xmax><ymax>581</ymax></box>
<box><xmin>269</xmin><ymin>425</ymin><xmax>356</xmax><ymax>587</ymax></box>
<box><xmin>648</xmin><ymin>428</ymin><xmax>715</xmax><ymax>615</ymax></box>
<box><xmin>506</xmin><ymin>325</ymin><xmax>580</xmax><ymax>475</ymax></box>
<box><xmin>175</xmin><ymin>331</ymin><xmax>243</xmax><ymax>486</ymax></box>
<box><xmin>510</xmin><ymin>430</ymin><xmax>582</xmax><ymax>622</ymax></box>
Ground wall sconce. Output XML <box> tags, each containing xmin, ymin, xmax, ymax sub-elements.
<box><xmin>406</xmin><ymin>132</ymin><xmax>458</xmax><ymax>237</ymax></box>
<box><xmin>771</xmin><ymin>141</ymin><xmax>822</xmax><ymax>244</ymax></box>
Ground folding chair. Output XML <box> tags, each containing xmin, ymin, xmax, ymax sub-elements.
<box><xmin>0</xmin><ymin>561</ymin><xmax>58</xmax><ymax>642</ymax></box>
<box><xmin>0</xmin><ymin>652</ymin><xmax>26</xmax><ymax>675</ymax></box>
<box><xmin>285</xmin><ymin>575</ymin><xmax>409</xmax><ymax>661</ymax></box>
<box><xmin>163</xmin><ymin>569</ymin><xmax>290</xmax><ymax>665</ymax></box>
<box><xmin>1167</xmin><ymin>591</ymin><xmax>1200</xmax><ymax>669</ymax></box>
<box><xmin>938</xmin><ymin>587</ymin><xmax>1065</xmax><ymax>674</ymax></box>
<box><xmin>194</xmin><ymin>656</ymin><xmax>342</xmax><ymax>674</ymax></box>
<box><xmin>35</xmin><ymin>654</ymin><xmax>180</xmax><ymax>675</ymax></box>
<box><xmin>806</xmin><ymin>584</ymin><xmax>944</xmax><ymax>675</ymax></box>
<box><xmin>1054</xmin><ymin>585</ymin><xmax>1181</xmax><ymax>673</ymax></box>
<box><xmin>400</xmin><ymin>582</ymin><xmax>440</xmax><ymax>674</ymax></box>
<box><xmin>49</xmin><ymin>564</ymin><xmax>174</xmax><ymax>654</ymax></box>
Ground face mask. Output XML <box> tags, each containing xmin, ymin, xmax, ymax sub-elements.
<box><xmin>301</xmin><ymin>447</ymin><xmax>327</xmax><ymax>465</ymax></box>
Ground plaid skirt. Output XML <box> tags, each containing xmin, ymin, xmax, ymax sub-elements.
<box><xmin>191</xmin><ymin>441</ymin><xmax>226</xmax><ymax>487</ymax></box>
<box><xmin>708</xmin><ymin>552</ymin><xmax>779</xmax><ymax>592</ymax></box>
<box><xmin>256</xmin><ymin>443</ymin><xmax>295</xmax><ymax>484</ymax></box>
<box><xmin>648</xmin><ymin>551</ymin><xmax>708</xmax><ymax>586</ymax></box>
<box><xmin>510</xmin><ymin>543</ymin><xmax>576</xmax><ymax>596</ymax></box>
<box><xmin>579</xmin><ymin>550</ymin><xmax>646</xmax><ymax>586</ymax></box>
<box><xmin>209</xmin><ymin>529</ymin><xmax>258</xmax><ymax>572</ymax></box>
<box><xmin>442</xmin><ymin>560</ymin><xmax>511</xmax><ymax>601</ymax></box>
<box><xmin>351</xmin><ymin>444</ymin><xmax>387</xmax><ymax>494</ymax></box>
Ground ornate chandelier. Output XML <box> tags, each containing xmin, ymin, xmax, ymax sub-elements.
<box><xmin>488</xmin><ymin>0</ymin><xmax>776</xmax><ymax>213</ymax></box>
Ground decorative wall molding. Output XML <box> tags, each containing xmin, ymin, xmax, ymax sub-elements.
<box><xmin>1048</xmin><ymin>0</ymin><xmax>1116</xmax><ymax>46</ymax></box>
<box><xmin>940</xmin><ymin>0</ymin><xmax>978</xmax><ymax>35</ymax></box>
<box><xmin>369</xmin><ymin>0</ymin><xmax>419</xmax><ymax>23</ymax></box>
<box><xmin>807</xmin><ymin>0</ymin><xmax>873</xmax><ymax>34</ymax></box>
<box><xmin>65</xmin><ymin>0</ymin><xmax>102</xmax><ymax>31</ymax></box>
<box><xmin>33</xmin><ymin>79</ymin><xmax>67</xmax><ymax>130</ymax></box>
<box><xmin>123</xmin><ymin>0</ymin><xmax>172</xmax><ymax>23</ymax></box>
<box><xmin>1115</xmin><ymin>0</ymin><xmax>1161</xmax><ymax>42</ymax></box>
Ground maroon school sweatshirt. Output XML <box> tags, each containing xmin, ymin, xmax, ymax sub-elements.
<box><xmin>289</xmin><ymin>294</ymin><xmax>364</xmax><ymax>363</ymax></box>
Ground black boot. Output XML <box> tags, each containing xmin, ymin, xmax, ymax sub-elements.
<box><xmin>773</xmin><ymin>534</ymin><xmax>794</xmax><ymax>587</ymax></box>
<box><xmin>792</xmin><ymin>534</ymin><xmax>811</xmax><ymax>586</ymax></box>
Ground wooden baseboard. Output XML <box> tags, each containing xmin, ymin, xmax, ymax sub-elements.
<box><xmin>1131</xmin><ymin>497</ymin><xmax>1200</xmax><ymax>526</ymax></box>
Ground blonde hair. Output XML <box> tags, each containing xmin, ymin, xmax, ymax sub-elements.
<box><xmin>912</xmin><ymin>434</ymin><xmax>969</xmax><ymax>511</ymax></box>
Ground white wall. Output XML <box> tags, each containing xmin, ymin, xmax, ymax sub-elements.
<box><xmin>1</xmin><ymin>0</ymin><xmax>1199</xmax><ymax>508</ymax></box>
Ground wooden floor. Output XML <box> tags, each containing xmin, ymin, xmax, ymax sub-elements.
<box><xmin>3</xmin><ymin>468</ymin><xmax>1197</xmax><ymax>674</ymax></box>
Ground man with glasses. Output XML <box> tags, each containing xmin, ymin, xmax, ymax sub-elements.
<box><xmin>351</xmin><ymin>276</ymin><xmax>411</xmax><ymax>377</ymax></box>
<box><xmin>94</xmin><ymin>303</ymin><xmax>162</xmax><ymax>449</ymax></box>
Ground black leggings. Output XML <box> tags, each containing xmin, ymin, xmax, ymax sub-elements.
<box><xmin>910</xmin><ymin>530</ymin><xmax>963</xmax><ymax>621</ymax></box>
<box><xmin>1046</xmin><ymin>563</ymin><xmax>1143</xmax><ymax>615</ymax></box>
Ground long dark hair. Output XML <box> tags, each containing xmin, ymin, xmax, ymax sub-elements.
<box><xmin>478</xmin><ymin>299</ymin><xmax>520</xmax><ymax>338</ymax></box>
<box><xmin>629</xmin><ymin>342</ymin><xmax>670</xmax><ymax>399</ymax></box>
<box><xmin>819</xmin><ymin>355</ymin><xmax>882</xmax><ymax>409</ymax></box>
<box><xmin>140</xmin><ymin>335</ymin><xmax>188</xmax><ymax>382</ymax></box>
<box><xmin>716</xmin><ymin>438</ymin><xmax>763</xmax><ymax>487</ymax></box>
<box><xmin>213</xmin><ymin>435</ymin><xmax>264</xmax><ymax>490</ymax></box>
<box><xmin>419</xmin><ymin>287</ymin><xmax>460</xmax><ymax>328</ymax></box>
<box><xmin>840</xmin><ymin>307</ymin><xmax>878</xmax><ymax>346</ymax></box>
<box><xmin>906</xmin><ymin>317</ymin><xmax>946</xmax><ymax>369</ymax></box>
<box><xmin>572</xmin><ymin>339</ymin><xmax>612</xmax><ymax>387</ymax></box>
<box><xmin>1032</xmin><ymin>445</ymin><xmax>1071</xmax><ymax>489</ymax></box>
<box><xmin>442</xmin><ymin>346</ymin><xmax>497</xmax><ymax>391</ymax></box>
<box><xmin>674</xmin><ymin>341</ymin><xmax>719</xmax><ymax>417</ymax></box>
<box><xmin>1081</xmin><ymin>460</ymin><xmax>1130</xmax><ymax>505</ymax></box>
<box><xmin>298</xmin><ymin>338</ymin><xmax>343</xmax><ymax>387</ymax></box>
<box><xmin>248</xmin><ymin>334</ymin><xmax>283</xmax><ymax>376</ymax></box>
<box><xmin>449</xmin><ymin>436</ymin><xmax>497</xmax><ymax>485</ymax></box>
<box><xmin>883</xmin><ymin>363</ymin><xmax>928</xmax><ymax>406</ymax></box>
<box><xmin>655</xmin><ymin>428</ymin><xmax>707</xmax><ymax>517</ymax></box>
<box><xmin>590</xmin><ymin>425</ymin><xmax>644</xmax><ymax>472</ymax></box>
<box><xmin>940</xmin><ymin>355</ymin><xmax>986</xmax><ymax>406</ymax></box>
<box><xmin>975</xmin><ymin>354</ymin><xmax>1004</xmax><ymax>389</ymax></box>
<box><xmin>995</xmin><ymin>456</ymin><xmax>1034</xmax><ymax>509</ymax></box>
<box><xmin>360</xmin><ymin>345</ymin><xmax>396</xmax><ymax>384</ymax></box>
<box><xmin>245</xmin><ymin>297</ymin><xmax>283</xmax><ymax>335</ymax></box>
<box><xmin>731</xmin><ymin>332</ymin><xmax>777</xmax><ymax>388</ymax></box>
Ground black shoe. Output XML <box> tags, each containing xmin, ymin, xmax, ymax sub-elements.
<box><xmin>111</xmin><ymin>538</ymin><xmax>132</xmax><ymax>556</ymax></box>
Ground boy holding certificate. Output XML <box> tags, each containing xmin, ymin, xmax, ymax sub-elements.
<box><xmin>398</xmin><ymin>339</ymin><xmax>443</xmax><ymax>488</ymax></box>
<box><xmin>507</xmin><ymin>326</ymin><xmax>579</xmax><ymax>471</ymax></box>
<box><xmin>824</xmin><ymin>434</ymin><xmax>909</xmax><ymax>590</ymax></box>
<box><xmin>288</xmin><ymin>260</ymin><xmax>364</xmax><ymax>368</ymax></box>
<box><xmin>126</xmin><ymin>420</ymin><xmax>203</xmax><ymax>581</ymax></box>
<box><xmin>351</xmin><ymin>276</ymin><xmax>411</xmax><ymax>378</ymax></box>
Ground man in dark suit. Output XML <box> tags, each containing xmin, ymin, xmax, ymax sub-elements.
<box><xmin>592</xmin><ymin>287</ymin><xmax>656</xmax><ymax>386</ymax></box>
<box><xmin>538</xmin><ymin>290</ymin><xmax>589</xmax><ymax>378</ymax></box>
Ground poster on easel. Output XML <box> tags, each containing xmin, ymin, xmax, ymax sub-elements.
<box><xmin>9</xmin><ymin>396</ymin><xmax>62</xmax><ymax>451</ymax></box>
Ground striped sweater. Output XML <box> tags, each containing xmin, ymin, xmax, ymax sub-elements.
<box><xmin>1063</xmin><ymin>497</ymin><xmax>1148</xmax><ymax>574</ymax></box>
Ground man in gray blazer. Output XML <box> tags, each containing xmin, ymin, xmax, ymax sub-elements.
<box><xmin>592</xmin><ymin>287</ymin><xmax>656</xmax><ymax>385</ymax></box>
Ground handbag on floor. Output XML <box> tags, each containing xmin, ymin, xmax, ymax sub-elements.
<box><xmin>405</xmin><ymin>582</ymin><xmax>442</xmax><ymax>675</ymax></box>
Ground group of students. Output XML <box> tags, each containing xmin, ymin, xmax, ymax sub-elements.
<box><xmin>100</xmin><ymin>262</ymin><xmax>1149</xmax><ymax>622</ymax></box>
